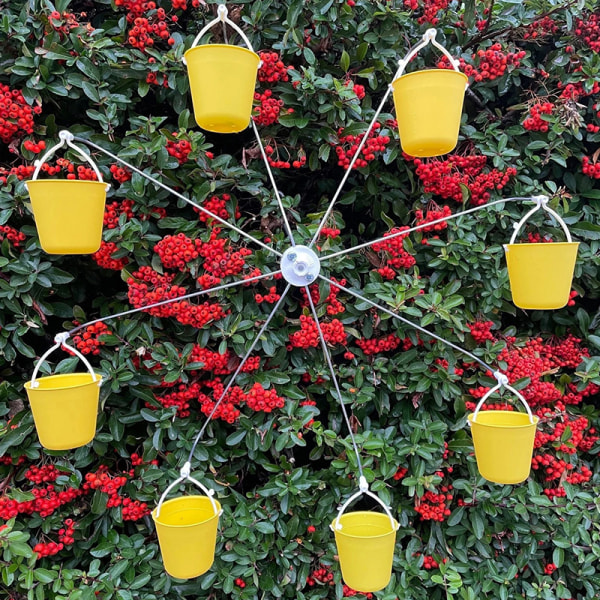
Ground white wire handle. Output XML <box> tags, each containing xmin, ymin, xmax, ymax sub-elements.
<box><xmin>470</xmin><ymin>371</ymin><xmax>534</xmax><ymax>424</ymax></box>
<box><xmin>393</xmin><ymin>28</ymin><xmax>462</xmax><ymax>81</ymax></box>
<box><xmin>183</xmin><ymin>4</ymin><xmax>259</xmax><ymax>65</ymax></box>
<box><xmin>30</xmin><ymin>332</ymin><xmax>100</xmax><ymax>389</ymax></box>
<box><xmin>27</xmin><ymin>131</ymin><xmax>110</xmax><ymax>192</ymax></box>
<box><xmin>155</xmin><ymin>461</ymin><xmax>221</xmax><ymax>518</ymax></box>
<box><xmin>509</xmin><ymin>195</ymin><xmax>572</xmax><ymax>244</ymax></box>
<box><xmin>330</xmin><ymin>476</ymin><xmax>398</xmax><ymax>532</ymax></box>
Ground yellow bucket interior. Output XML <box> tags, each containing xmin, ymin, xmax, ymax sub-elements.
<box><xmin>332</xmin><ymin>511</ymin><xmax>398</xmax><ymax>592</ymax></box>
<box><xmin>505</xmin><ymin>242</ymin><xmax>579</xmax><ymax>310</ymax></box>
<box><xmin>468</xmin><ymin>411</ymin><xmax>539</xmax><ymax>485</ymax></box>
<box><xmin>26</xmin><ymin>180</ymin><xmax>107</xmax><ymax>255</ymax></box>
<box><xmin>392</xmin><ymin>69</ymin><xmax>468</xmax><ymax>157</ymax></box>
<box><xmin>184</xmin><ymin>44</ymin><xmax>260</xmax><ymax>133</ymax></box>
<box><xmin>152</xmin><ymin>496</ymin><xmax>221</xmax><ymax>579</ymax></box>
<box><xmin>24</xmin><ymin>373</ymin><xmax>102</xmax><ymax>451</ymax></box>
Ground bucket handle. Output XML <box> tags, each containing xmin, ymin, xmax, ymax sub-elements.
<box><xmin>30</xmin><ymin>332</ymin><xmax>100</xmax><ymax>389</ymax></box>
<box><xmin>184</xmin><ymin>4</ymin><xmax>259</xmax><ymax>64</ymax></box>
<box><xmin>470</xmin><ymin>371</ymin><xmax>534</xmax><ymax>424</ymax></box>
<box><xmin>155</xmin><ymin>461</ymin><xmax>222</xmax><ymax>518</ymax></box>
<box><xmin>330</xmin><ymin>476</ymin><xmax>398</xmax><ymax>532</ymax></box>
<box><xmin>26</xmin><ymin>131</ymin><xmax>110</xmax><ymax>192</ymax></box>
<box><xmin>508</xmin><ymin>195</ymin><xmax>572</xmax><ymax>245</ymax></box>
<box><xmin>393</xmin><ymin>28</ymin><xmax>463</xmax><ymax>82</ymax></box>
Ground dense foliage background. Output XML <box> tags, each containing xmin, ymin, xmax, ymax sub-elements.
<box><xmin>1</xmin><ymin>0</ymin><xmax>600</xmax><ymax>598</ymax></box>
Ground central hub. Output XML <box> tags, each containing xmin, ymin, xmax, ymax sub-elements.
<box><xmin>280</xmin><ymin>245</ymin><xmax>321</xmax><ymax>287</ymax></box>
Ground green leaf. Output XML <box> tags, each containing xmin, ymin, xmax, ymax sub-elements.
<box><xmin>340</xmin><ymin>50</ymin><xmax>350</xmax><ymax>73</ymax></box>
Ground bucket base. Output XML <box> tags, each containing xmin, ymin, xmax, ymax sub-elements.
<box><xmin>194</xmin><ymin>113</ymin><xmax>250</xmax><ymax>134</ymax></box>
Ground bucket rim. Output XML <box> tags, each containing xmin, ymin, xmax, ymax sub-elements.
<box><xmin>331</xmin><ymin>510</ymin><xmax>399</xmax><ymax>539</ymax></box>
<box><xmin>504</xmin><ymin>241</ymin><xmax>580</xmax><ymax>249</ymax></box>
<box><xmin>25</xmin><ymin>372</ymin><xmax>103</xmax><ymax>392</ymax></box>
<box><xmin>184</xmin><ymin>44</ymin><xmax>259</xmax><ymax>60</ymax></box>
<box><xmin>25</xmin><ymin>179</ymin><xmax>108</xmax><ymax>187</ymax></box>
<box><xmin>393</xmin><ymin>68</ymin><xmax>468</xmax><ymax>85</ymax></box>
<box><xmin>468</xmin><ymin>411</ymin><xmax>539</xmax><ymax>429</ymax></box>
<box><xmin>151</xmin><ymin>495</ymin><xmax>222</xmax><ymax>528</ymax></box>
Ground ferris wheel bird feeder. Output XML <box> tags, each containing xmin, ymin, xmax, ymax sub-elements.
<box><xmin>184</xmin><ymin>4</ymin><xmax>261</xmax><ymax>133</ymax></box>
<box><xmin>19</xmin><ymin>2</ymin><xmax>585</xmax><ymax>589</ymax></box>
<box><xmin>25</xmin><ymin>131</ymin><xmax>110</xmax><ymax>254</ymax></box>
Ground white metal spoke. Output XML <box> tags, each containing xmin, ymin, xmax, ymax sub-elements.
<box><xmin>319</xmin><ymin>274</ymin><xmax>495</xmax><ymax>373</ymax></box>
<box><xmin>251</xmin><ymin>120</ymin><xmax>297</xmax><ymax>247</ymax></box>
<box><xmin>308</xmin><ymin>86</ymin><xmax>393</xmax><ymax>249</ymax></box>
<box><xmin>67</xmin><ymin>270</ymin><xmax>281</xmax><ymax>338</ymax></box>
<box><xmin>320</xmin><ymin>196</ymin><xmax>536</xmax><ymax>264</ymax></box>
<box><xmin>305</xmin><ymin>288</ymin><xmax>365</xmax><ymax>478</ymax></box>
<box><xmin>187</xmin><ymin>284</ymin><xmax>291</xmax><ymax>461</ymax></box>
<box><xmin>71</xmin><ymin>135</ymin><xmax>282</xmax><ymax>258</ymax></box>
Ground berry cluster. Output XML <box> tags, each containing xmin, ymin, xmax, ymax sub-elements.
<box><xmin>344</xmin><ymin>80</ymin><xmax>365</xmax><ymax>100</ymax></box>
<box><xmin>127</xmin><ymin>266</ymin><xmax>188</xmax><ymax>318</ymax></box>
<box><xmin>438</xmin><ymin>44</ymin><xmax>526</xmax><ymax>83</ymax></box>
<box><xmin>33</xmin><ymin>519</ymin><xmax>76</xmax><ymax>559</ymax></box>
<box><xmin>306</xmin><ymin>565</ymin><xmax>374</xmax><ymax>598</ymax></box>
<box><xmin>558</xmin><ymin>78</ymin><xmax>600</xmax><ymax>101</ymax></box>
<box><xmin>115</xmin><ymin>2</ymin><xmax>176</xmax><ymax>50</ymax></box>
<box><xmin>155</xmin><ymin>233</ymin><xmax>202</xmax><ymax>270</ymax></box>
<box><xmin>166</xmin><ymin>137</ymin><xmax>192</xmax><ymax>165</ymax></box>
<box><xmin>403</xmin><ymin>0</ymin><xmax>450</xmax><ymax>26</ymax></box>
<box><xmin>25</xmin><ymin>465</ymin><xmax>59</xmax><ymax>484</ymax></box>
<box><xmin>197</xmin><ymin>229</ymin><xmax>253</xmax><ymax>280</ymax></box>
<box><xmin>0</xmin><ymin>84</ymin><xmax>39</xmax><ymax>144</ymax></box>
<box><xmin>121</xmin><ymin>497</ymin><xmax>151</xmax><ymax>521</ymax></box>
<box><xmin>0</xmin><ymin>485</ymin><xmax>82</xmax><ymax>520</ymax></box>
<box><xmin>468</xmin><ymin>321</ymin><xmax>495</xmax><ymax>344</ymax></box>
<box><xmin>257</xmin><ymin>51</ymin><xmax>291</xmax><ymax>83</ymax></box>
<box><xmin>0</xmin><ymin>225</ymin><xmax>26</xmax><ymax>249</ymax></box>
<box><xmin>575</xmin><ymin>12</ymin><xmax>600</xmax><ymax>52</ymax></box>
<box><xmin>523</xmin><ymin>102</ymin><xmax>554</xmax><ymax>132</ymax></box>
<box><xmin>255</xmin><ymin>286</ymin><xmax>281</xmax><ymax>304</ymax></box>
<box><xmin>264</xmin><ymin>142</ymin><xmax>307</xmax><ymax>169</ymax></box>
<box><xmin>414</xmin><ymin>485</ymin><xmax>453</xmax><ymax>522</ymax></box>
<box><xmin>320</xmin><ymin>226</ymin><xmax>341</xmax><ymax>239</ymax></box>
<box><xmin>23</xmin><ymin>139</ymin><xmax>46</xmax><ymax>154</ymax></box>
<box><xmin>288</xmin><ymin>315</ymin><xmax>347</xmax><ymax>349</ymax></box>
<box><xmin>356</xmin><ymin>333</ymin><xmax>402</xmax><ymax>355</ymax></box>
<box><xmin>582</xmin><ymin>156</ymin><xmax>600</xmax><ymax>178</ymax></box>
<box><xmin>393</xmin><ymin>466</ymin><xmax>408</xmax><ymax>481</ymax></box>
<box><xmin>523</xmin><ymin>16</ymin><xmax>558</xmax><ymax>40</ymax></box>
<box><xmin>71</xmin><ymin>322</ymin><xmax>112</xmax><ymax>355</ymax></box>
<box><xmin>253</xmin><ymin>90</ymin><xmax>285</xmax><ymax>126</ymax></box>
<box><xmin>415</xmin><ymin>204</ymin><xmax>452</xmax><ymax>235</ymax></box>
<box><xmin>372</xmin><ymin>226</ymin><xmax>416</xmax><ymax>279</ymax></box>
<box><xmin>333</xmin><ymin>123</ymin><xmax>390</xmax><ymax>170</ymax></box>
<box><xmin>197</xmin><ymin>194</ymin><xmax>241</xmax><ymax>224</ymax></box>
<box><xmin>104</xmin><ymin>199</ymin><xmax>135</xmax><ymax>229</ymax></box>
<box><xmin>189</xmin><ymin>346</ymin><xmax>232</xmax><ymax>375</ymax></box>
<box><xmin>408</xmin><ymin>153</ymin><xmax>517</xmax><ymax>206</ymax></box>
<box><xmin>152</xmin><ymin>382</ymin><xmax>201</xmax><ymax>417</ymax></box>
<box><xmin>92</xmin><ymin>241</ymin><xmax>129</xmax><ymax>271</ymax></box>
<box><xmin>109</xmin><ymin>164</ymin><xmax>132</xmax><ymax>183</ymax></box>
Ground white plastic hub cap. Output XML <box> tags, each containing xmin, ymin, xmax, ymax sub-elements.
<box><xmin>280</xmin><ymin>245</ymin><xmax>321</xmax><ymax>287</ymax></box>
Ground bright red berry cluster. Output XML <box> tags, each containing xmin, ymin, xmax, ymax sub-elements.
<box><xmin>468</xmin><ymin>321</ymin><xmax>495</xmax><ymax>344</ymax></box>
<box><xmin>155</xmin><ymin>233</ymin><xmax>202</xmax><ymax>270</ymax></box>
<box><xmin>333</xmin><ymin>122</ymin><xmax>390</xmax><ymax>169</ymax></box>
<box><xmin>253</xmin><ymin>90</ymin><xmax>285</xmax><ymax>126</ymax></box>
<box><xmin>197</xmin><ymin>194</ymin><xmax>241</xmax><ymax>224</ymax></box>
<box><xmin>115</xmin><ymin>2</ymin><xmax>176</xmax><ymax>50</ymax></box>
<box><xmin>438</xmin><ymin>44</ymin><xmax>526</xmax><ymax>83</ymax></box>
<box><xmin>127</xmin><ymin>266</ymin><xmax>188</xmax><ymax>318</ymax></box>
<box><xmin>264</xmin><ymin>142</ymin><xmax>307</xmax><ymax>169</ymax></box>
<box><xmin>255</xmin><ymin>286</ymin><xmax>281</xmax><ymax>304</ymax></box>
<box><xmin>288</xmin><ymin>315</ymin><xmax>347</xmax><ymax>348</ymax></box>
<box><xmin>103</xmin><ymin>199</ymin><xmax>135</xmax><ymax>229</ymax></box>
<box><xmin>25</xmin><ymin>465</ymin><xmax>59</xmax><ymax>484</ymax></box>
<box><xmin>356</xmin><ymin>333</ymin><xmax>402</xmax><ymax>355</ymax></box>
<box><xmin>92</xmin><ymin>241</ymin><xmax>129</xmax><ymax>271</ymax></box>
<box><xmin>415</xmin><ymin>486</ymin><xmax>453</xmax><ymax>522</ymax></box>
<box><xmin>403</xmin><ymin>0</ymin><xmax>450</xmax><ymax>25</ymax></box>
<box><xmin>415</xmin><ymin>204</ymin><xmax>452</xmax><ymax>238</ymax></box>
<box><xmin>582</xmin><ymin>155</ymin><xmax>600</xmax><ymax>178</ymax></box>
<box><xmin>0</xmin><ymin>84</ymin><xmax>39</xmax><ymax>144</ymax></box>
<box><xmin>307</xmin><ymin>565</ymin><xmax>374</xmax><ymax>598</ymax></box>
<box><xmin>109</xmin><ymin>163</ymin><xmax>132</xmax><ymax>183</ymax></box>
<box><xmin>33</xmin><ymin>519</ymin><xmax>76</xmax><ymax>559</ymax></box>
<box><xmin>23</xmin><ymin>139</ymin><xmax>46</xmax><ymax>153</ymax></box>
<box><xmin>0</xmin><ymin>225</ymin><xmax>26</xmax><ymax>249</ymax></box>
<box><xmin>372</xmin><ymin>226</ymin><xmax>416</xmax><ymax>278</ymax></box>
<box><xmin>257</xmin><ymin>51</ymin><xmax>291</xmax><ymax>83</ymax></box>
<box><xmin>71</xmin><ymin>322</ymin><xmax>112</xmax><ymax>355</ymax></box>
<box><xmin>523</xmin><ymin>16</ymin><xmax>558</xmax><ymax>40</ymax></box>
<box><xmin>523</xmin><ymin>102</ymin><xmax>554</xmax><ymax>132</ymax></box>
<box><xmin>166</xmin><ymin>137</ymin><xmax>192</xmax><ymax>164</ymax></box>
<box><xmin>408</xmin><ymin>153</ymin><xmax>517</xmax><ymax>206</ymax></box>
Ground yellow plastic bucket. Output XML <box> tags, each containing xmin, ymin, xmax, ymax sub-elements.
<box><xmin>505</xmin><ymin>242</ymin><xmax>579</xmax><ymax>309</ymax></box>
<box><xmin>332</xmin><ymin>511</ymin><xmax>398</xmax><ymax>592</ymax></box>
<box><xmin>392</xmin><ymin>69</ymin><xmax>468</xmax><ymax>157</ymax></box>
<box><xmin>24</xmin><ymin>372</ymin><xmax>102</xmax><ymax>450</ymax></box>
<box><xmin>152</xmin><ymin>495</ymin><xmax>221</xmax><ymax>579</ymax></box>
<box><xmin>468</xmin><ymin>411</ymin><xmax>539</xmax><ymax>484</ymax></box>
<box><xmin>26</xmin><ymin>180</ymin><xmax>107</xmax><ymax>254</ymax></box>
<box><xmin>184</xmin><ymin>44</ymin><xmax>260</xmax><ymax>133</ymax></box>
